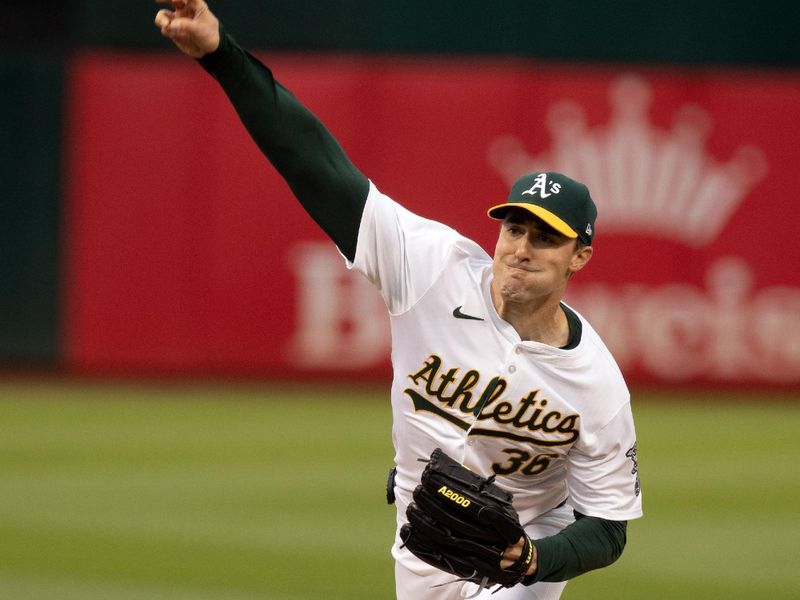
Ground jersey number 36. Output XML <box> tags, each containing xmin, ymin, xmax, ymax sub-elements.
<box><xmin>492</xmin><ymin>449</ymin><xmax>558</xmax><ymax>476</ymax></box>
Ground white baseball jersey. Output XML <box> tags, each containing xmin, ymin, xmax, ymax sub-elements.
<box><xmin>349</xmin><ymin>182</ymin><xmax>643</xmax><ymax>583</ymax></box>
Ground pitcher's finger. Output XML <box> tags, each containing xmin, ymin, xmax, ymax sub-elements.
<box><xmin>154</xmin><ymin>9</ymin><xmax>174</xmax><ymax>29</ymax></box>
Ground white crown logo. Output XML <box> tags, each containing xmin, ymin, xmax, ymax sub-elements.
<box><xmin>487</xmin><ymin>75</ymin><xmax>767</xmax><ymax>248</ymax></box>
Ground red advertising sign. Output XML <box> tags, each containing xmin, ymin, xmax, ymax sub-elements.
<box><xmin>64</xmin><ymin>52</ymin><xmax>800</xmax><ymax>386</ymax></box>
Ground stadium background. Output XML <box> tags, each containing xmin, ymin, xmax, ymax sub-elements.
<box><xmin>2</xmin><ymin>1</ymin><xmax>798</xmax><ymax>598</ymax></box>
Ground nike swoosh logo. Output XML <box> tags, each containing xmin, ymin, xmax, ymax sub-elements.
<box><xmin>452</xmin><ymin>306</ymin><xmax>484</xmax><ymax>321</ymax></box>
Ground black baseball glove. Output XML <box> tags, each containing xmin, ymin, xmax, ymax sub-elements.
<box><xmin>399</xmin><ymin>448</ymin><xmax>535</xmax><ymax>590</ymax></box>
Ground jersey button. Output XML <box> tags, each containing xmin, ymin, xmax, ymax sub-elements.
<box><xmin>515</xmin><ymin>347</ymin><xmax>522</xmax><ymax>354</ymax></box>
<box><xmin>508</xmin><ymin>365</ymin><xmax>517</xmax><ymax>373</ymax></box>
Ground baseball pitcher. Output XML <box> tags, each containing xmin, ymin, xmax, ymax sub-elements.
<box><xmin>155</xmin><ymin>2</ymin><xmax>643</xmax><ymax>598</ymax></box>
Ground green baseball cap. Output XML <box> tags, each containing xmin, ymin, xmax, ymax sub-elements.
<box><xmin>487</xmin><ymin>172</ymin><xmax>597</xmax><ymax>245</ymax></box>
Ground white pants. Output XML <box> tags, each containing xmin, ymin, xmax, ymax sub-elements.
<box><xmin>394</xmin><ymin>503</ymin><xmax>574</xmax><ymax>600</ymax></box>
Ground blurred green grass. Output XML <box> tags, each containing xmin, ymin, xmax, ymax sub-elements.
<box><xmin>1</xmin><ymin>381</ymin><xmax>798</xmax><ymax>599</ymax></box>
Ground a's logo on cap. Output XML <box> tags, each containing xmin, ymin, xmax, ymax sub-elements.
<box><xmin>521</xmin><ymin>173</ymin><xmax>562</xmax><ymax>199</ymax></box>
<box><xmin>586</xmin><ymin>223</ymin><xmax>593</xmax><ymax>236</ymax></box>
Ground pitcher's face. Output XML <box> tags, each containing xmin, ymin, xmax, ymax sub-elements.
<box><xmin>491</xmin><ymin>210</ymin><xmax>592</xmax><ymax>306</ymax></box>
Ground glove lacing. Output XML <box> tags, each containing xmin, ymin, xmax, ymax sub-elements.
<box><xmin>430</xmin><ymin>572</ymin><xmax>492</xmax><ymax>599</ymax></box>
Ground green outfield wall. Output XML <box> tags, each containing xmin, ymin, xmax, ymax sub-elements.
<box><xmin>0</xmin><ymin>56</ymin><xmax>62</xmax><ymax>365</ymax></box>
<box><xmin>73</xmin><ymin>0</ymin><xmax>799</xmax><ymax>66</ymax></box>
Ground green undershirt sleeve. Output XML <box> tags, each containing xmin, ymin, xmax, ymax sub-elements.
<box><xmin>198</xmin><ymin>28</ymin><xmax>370</xmax><ymax>261</ymax></box>
<box><xmin>526</xmin><ymin>512</ymin><xmax>627</xmax><ymax>584</ymax></box>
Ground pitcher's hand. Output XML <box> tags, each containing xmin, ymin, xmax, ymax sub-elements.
<box><xmin>501</xmin><ymin>535</ymin><xmax>538</xmax><ymax>577</ymax></box>
<box><xmin>154</xmin><ymin>0</ymin><xmax>220</xmax><ymax>58</ymax></box>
